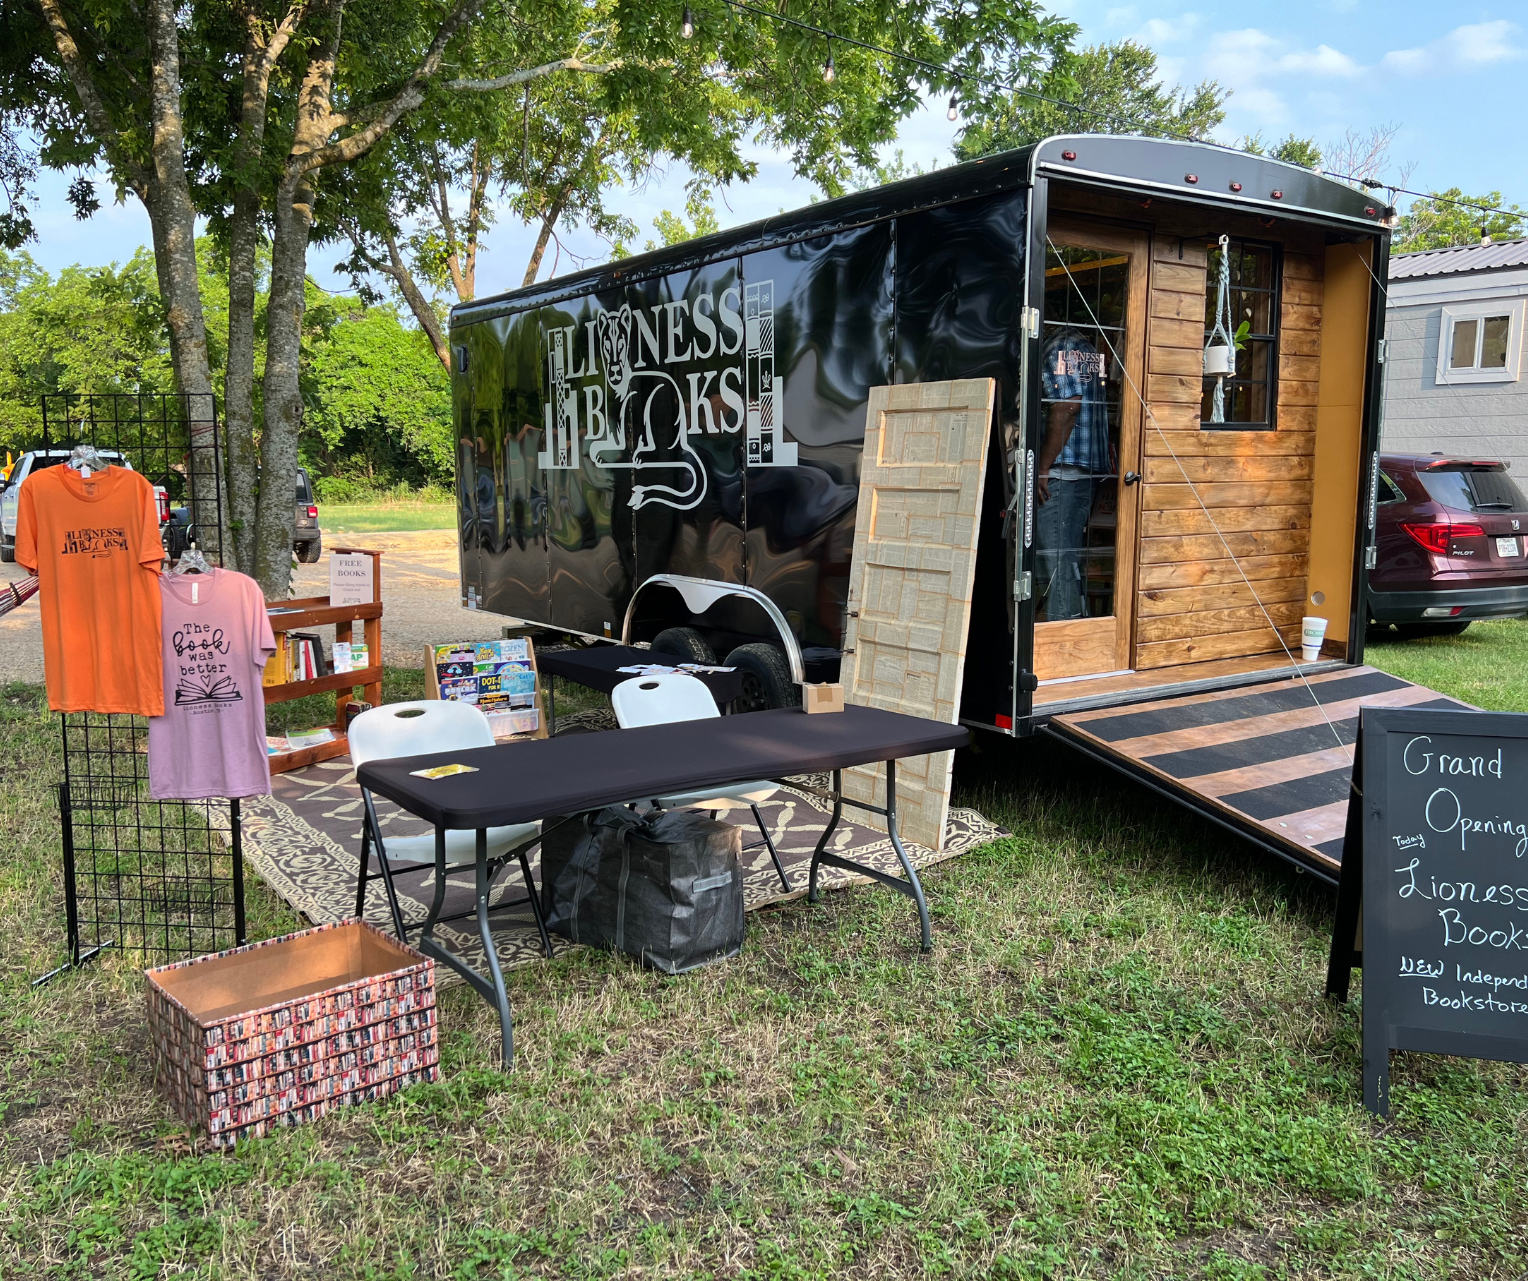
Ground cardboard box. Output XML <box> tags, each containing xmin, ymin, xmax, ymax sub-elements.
<box><xmin>802</xmin><ymin>682</ymin><xmax>845</xmax><ymax>714</ymax></box>
<box><xmin>144</xmin><ymin>920</ymin><xmax>438</xmax><ymax>1147</ymax></box>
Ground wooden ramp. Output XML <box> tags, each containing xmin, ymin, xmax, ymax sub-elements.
<box><xmin>1043</xmin><ymin>665</ymin><xmax>1473</xmax><ymax>881</ymax></box>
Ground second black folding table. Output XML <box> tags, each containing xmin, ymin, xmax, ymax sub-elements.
<box><xmin>536</xmin><ymin>644</ymin><xmax>744</xmax><ymax>729</ymax></box>
<box><xmin>357</xmin><ymin>705</ymin><xmax>969</xmax><ymax>1063</ymax></box>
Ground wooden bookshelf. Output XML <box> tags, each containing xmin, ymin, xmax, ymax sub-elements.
<box><xmin>264</xmin><ymin>546</ymin><xmax>383</xmax><ymax>775</ymax></box>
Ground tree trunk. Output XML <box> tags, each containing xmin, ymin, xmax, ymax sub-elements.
<box><xmin>146</xmin><ymin>0</ymin><xmax>226</xmax><ymax>558</ymax></box>
<box><xmin>522</xmin><ymin>195</ymin><xmax>566</xmax><ymax>286</ymax></box>
<box><xmin>224</xmin><ymin>3</ymin><xmax>303</xmax><ymax>575</ymax></box>
<box><xmin>252</xmin><ymin>167</ymin><xmax>315</xmax><ymax>600</ymax></box>
<box><xmin>224</xmin><ymin>191</ymin><xmax>262</xmax><ymax>574</ymax></box>
<box><xmin>384</xmin><ymin>230</ymin><xmax>450</xmax><ymax>369</ymax></box>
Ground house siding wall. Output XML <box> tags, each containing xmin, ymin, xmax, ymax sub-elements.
<box><xmin>1382</xmin><ymin>297</ymin><xmax>1528</xmax><ymax>475</ymax></box>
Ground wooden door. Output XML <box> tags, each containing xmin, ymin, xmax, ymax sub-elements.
<box><xmin>840</xmin><ymin>378</ymin><xmax>996</xmax><ymax>853</ymax></box>
<box><xmin>1031</xmin><ymin>222</ymin><xmax>1149</xmax><ymax>681</ymax></box>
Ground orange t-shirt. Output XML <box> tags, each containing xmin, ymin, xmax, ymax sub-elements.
<box><xmin>16</xmin><ymin>465</ymin><xmax>166</xmax><ymax>715</ymax></box>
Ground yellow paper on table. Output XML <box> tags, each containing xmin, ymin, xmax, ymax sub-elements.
<box><xmin>407</xmin><ymin>763</ymin><xmax>480</xmax><ymax>780</ymax></box>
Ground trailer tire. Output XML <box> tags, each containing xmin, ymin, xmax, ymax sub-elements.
<box><xmin>725</xmin><ymin>642</ymin><xmax>797</xmax><ymax>712</ymax></box>
<box><xmin>651</xmin><ymin>627</ymin><xmax>715</xmax><ymax>664</ymax></box>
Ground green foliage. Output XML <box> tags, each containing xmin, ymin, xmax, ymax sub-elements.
<box><xmin>645</xmin><ymin>192</ymin><xmax>720</xmax><ymax>251</ymax></box>
<box><xmin>0</xmin><ymin>244</ymin><xmax>449</xmax><ymax>487</ymax></box>
<box><xmin>955</xmin><ymin>39</ymin><xmax>1226</xmax><ymax>160</ymax></box>
<box><xmin>1241</xmin><ymin>132</ymin><xmax>1322</xmax><ymax>169</ymax></box>
<box><xmin>0</xmin><ymin>248</ymin><xmax>173</xmax><ymax>452</ymax></box>
<box><xmin>1393</xmin><ymin>188</ymin><xmax>1528</xmax><ymax>254</ymax></box>
<box><xmin>299</xmin><ymin>294</ymin><xmax>453</xmax><ymax>484</ymax></box>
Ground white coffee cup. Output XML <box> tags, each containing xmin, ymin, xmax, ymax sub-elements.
<box><xmin>1301</xmin><ymin>616</ymin><xmax>1328</xmax><ymax>663</ymax></box>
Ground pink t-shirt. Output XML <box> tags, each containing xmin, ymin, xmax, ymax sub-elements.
<box><xmin>148</xmin><ymin>569</ymin><xmax>277</xmax><ymax>800</ymax></box>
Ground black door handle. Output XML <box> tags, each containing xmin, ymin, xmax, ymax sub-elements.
<box><xmin>1123</xmin><ymin>471</ymin><xmax>1141</xmax><ymax>485</ymax></box>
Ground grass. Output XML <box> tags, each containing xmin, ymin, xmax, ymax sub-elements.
<box><xmin>1363</xmin><ymin>618</ymin><xmax>1528</xmax><ymax>711</ymax></box>
<box><xmin>2</xmin><ymin>630</ymin><xmax>1527</xmax><ymax>1278</ymax></box>
<box><xmin>322</xmin><ymin>503</ymin><xmax>455</xmax><ymax>534</ymax></box>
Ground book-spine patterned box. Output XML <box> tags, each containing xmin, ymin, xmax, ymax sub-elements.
<box><xmin>144</xmin><ymin>920</ymin><xmax>439</xmax><ymax>1147</ymax></box>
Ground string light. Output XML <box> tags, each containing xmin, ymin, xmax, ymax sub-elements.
<box><xmin>822</xmin><ymin>42</ymin><xmax>835</xmax><ymax>84</ymax></box>
<box><xmin>681</xmin><ymin>6</ymin><xmax>694</xmax><ymax>39</ymax></box>
<box><xmin>947</xmin><ymin>94</ymin><xmax>958</xmax><ymax>121</ymax></box>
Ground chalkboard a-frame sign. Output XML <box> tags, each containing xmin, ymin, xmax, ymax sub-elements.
<box><xmin>1327</xmin><ymin>706</ymin><xmax>1528</xmax><ymax>1116</ymax></box>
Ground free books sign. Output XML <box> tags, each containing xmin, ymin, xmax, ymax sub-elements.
<box><xmin>329</xmin><ymin>553</ymin><xmax>374</xmax><ymax>607</ymax></box>
<box><xmin>537</xmin><ymin>279</ymin><xmax>796</xmax><ymax>512</ymax></box>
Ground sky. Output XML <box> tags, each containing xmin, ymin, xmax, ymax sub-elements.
<box><xmin>17</xmin><ymin>1</ymin><xmax>1526</xmax><ymax>303</ymax></box>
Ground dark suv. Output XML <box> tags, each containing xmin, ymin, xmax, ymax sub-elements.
<box><xmin>1369</xmin><ymin>453</ymin><xmax>1528</xmax><ymax>636</ymax></box>
<box><xmin>294</xmin><ymin>466</ymin><xmax>321</xmax><ymax>563</ymax></box>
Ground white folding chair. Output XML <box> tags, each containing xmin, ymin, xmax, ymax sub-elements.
<box><xmin>611</xmin><ymin>673</ymin><xmax>791</xmax><ymax>891</ymax></box>
<box><xmin>349</xmin><ymin>700</ymin><xmax>551</xmax><ymax>955</ymax></box>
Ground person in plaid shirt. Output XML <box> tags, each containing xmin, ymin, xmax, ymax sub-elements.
<box><xmin>1036</xmin><ymin>326</ymin><xmax>1113</xmax><ymax>620</ymax></box>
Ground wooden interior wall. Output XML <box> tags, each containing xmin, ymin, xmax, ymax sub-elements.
<box><xmin>1133</xmin><ymin>223</ymin><xmax>1326</xmax><ymax>669</ymax></box>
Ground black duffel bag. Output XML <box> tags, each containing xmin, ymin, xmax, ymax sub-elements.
<box><xmin>540</xmin><ymin>807</ymin><xmax>744</xmax><ymax>974</ymax></box>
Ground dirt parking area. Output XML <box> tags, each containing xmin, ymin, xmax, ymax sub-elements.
<box><xmin>1</xmin><ymin>530</ymin><xmax>512</xmax><ymax>686</ymax></box>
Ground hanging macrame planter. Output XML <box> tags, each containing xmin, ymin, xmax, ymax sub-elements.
<box><xmin>1204</xmin><ymin>233</ymin><xmax>1235</xmax><ymax>423</ymax></box>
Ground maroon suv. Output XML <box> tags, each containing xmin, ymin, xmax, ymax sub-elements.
<box><xmin>1370</xmin><ymin>453</ymin><xmax>1528</xmax><ymax>635</ymax></box>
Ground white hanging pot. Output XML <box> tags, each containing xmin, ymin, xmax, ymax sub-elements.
<box><xmin>1203</xmin><ymin>344</ymin><xmax>1233</xmax><ymax>377</ymax></box>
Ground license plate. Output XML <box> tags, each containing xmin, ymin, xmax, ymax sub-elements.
<box><xmin>1497</xmin><ymin>536</ymin><xmax>1521</xmax><ymax>557</ymax></box>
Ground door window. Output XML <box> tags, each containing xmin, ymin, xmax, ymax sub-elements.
<box><xmin>1037</xmin><ymin>243</ymin><xmax>1129</xmax><ymax>622</ymax></box>
<box><xmin>1201</xmin><ymin>239</ymin><xmax>1280</xmax><ymax>429</ymax></box>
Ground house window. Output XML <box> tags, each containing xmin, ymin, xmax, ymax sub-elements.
<box><xmin>1201</xmin><ymin>239</ymin><xmax>1280</xmax><ymax>430</ymax></box>
<box><xmin>1436</xmin><ymin>301</ymin><xmax>1524</xmax><ymax>385</ymax></box>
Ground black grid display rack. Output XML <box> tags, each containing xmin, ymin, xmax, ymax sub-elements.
<box><xmin>31</xmin><ymin>393</ymin><xmax>246</xmax><ymax>976</ymax></box>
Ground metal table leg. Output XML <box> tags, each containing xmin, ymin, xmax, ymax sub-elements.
<box><xmin>413</xmin><ymin>825</ymin><xmax>517</xmax><ymax>1066</ymax></box>
<box><xmin>803</xmin><ymin>760</ymin><xmax>933</xmax><ymax>951</ymax></box>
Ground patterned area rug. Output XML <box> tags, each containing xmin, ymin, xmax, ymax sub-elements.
<box><xmin>239</xmin><ymin>738</ymin><xmax>1006</xmax><ymax>977</ymax></box>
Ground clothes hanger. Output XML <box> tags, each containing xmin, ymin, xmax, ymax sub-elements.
<box><xmin>172</xmin><ymin>539</ymin><xmax>212</xmax><ymax>575</ymax></box>
<box><xmin>68</xmin><ymin>443</ymin><xmax>105</xmax><ymax>478</ymax></box>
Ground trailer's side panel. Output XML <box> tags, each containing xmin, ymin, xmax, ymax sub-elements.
<box><xmin>741</xmin><ymin>228</ymin><xmax>892</xmax><ymax>651</ymax></box>
<box><xmin>889</xmin><ymin>188</ymin><xmax>1030</xmax><ymax>729</ymax></box>
<box><xmin>476</xmin><ymin>311</ymin><xmax>549</xmax><ymax>620</ymax></box>
<box><xmin>1133</xmin><ymin>231</ymin><xmax>1326</xmax><ymax>668</ymax></box>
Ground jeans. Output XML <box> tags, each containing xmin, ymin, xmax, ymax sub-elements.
<box><xmin>1035</xmin><ymin>475</ymin><xmax>1098</xmax><ymax>621</ymax></box>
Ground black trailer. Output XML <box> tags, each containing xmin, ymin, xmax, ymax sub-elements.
<box><xmin>449</xmin><ymin>134</ymin><xmax>1413</xmax><ymax>879</ymax></box>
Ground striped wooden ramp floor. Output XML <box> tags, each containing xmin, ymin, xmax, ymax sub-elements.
<box><xmin>1045</xmin><ymin>665</ymin><xmax>1473</xmax><ymax>879</ymax></box>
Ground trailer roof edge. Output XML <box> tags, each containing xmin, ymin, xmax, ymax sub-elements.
<box><xmin>451</xmin><ymin>134</ymin><xmax>1387</xmax><ymax>329</ymax></box>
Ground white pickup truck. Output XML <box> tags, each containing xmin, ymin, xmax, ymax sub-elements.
<box><xmin>0</xmin><ymin>449</ymin><xmax>169</xmax><ymax>563</ymax></box>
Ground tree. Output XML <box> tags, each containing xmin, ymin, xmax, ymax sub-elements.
<box><xmin>1240</xmin><ymin>132</ymin><xmax>1322</xmax><ymax>169</ymax></box>
<box><xmin>300</xmin><ymin>298</ymin><xmax>453</xmax><ymax>482</ymax></box>
<box><xmin>1393</xmin><ymin>189</ymin><xmax>1527</xmax><ymax>255</ymax></box>
<box><xmin>646</xmin><ymin>192</ymin><xmax>720</xmax><ymax>251</ymax></box>
<box><xmin>5</xmin><ymin>0</ymin><xmax>224</xmax><ymax>547</ymax></box>
<box><xmin>7</xmin><ymin>0</ymin><xmax>1074</xmax><ymax>599</ymax></box>
<box><xmin>955</xmin><ymin>39</ymin><xmax>1226</xmax><ymax>160</ymax></box>
<box><xmin>0</xmin><ymin>248</ymin><xmax>175</xmax><ymax>451</ymax></box>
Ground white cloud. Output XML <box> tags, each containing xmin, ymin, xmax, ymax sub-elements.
<box><xmin>1134</xmin><ymin>13</ymin><xmax>1201</xmax><ymax>45</ymax></box>
<box><xmin>1382</xmin><ymin>20</ymin><xmax>1523</xmax><ymax>75</ymax></box>
<box><xmin>1278</xmin><ymin>44</ymin><xmax>1363</xmax><ymax>78</ymax></box>
<box><xmin>1445</xmin><ymin>20</ymin><xmax>1522</xmax><ymax>65</ymax></box>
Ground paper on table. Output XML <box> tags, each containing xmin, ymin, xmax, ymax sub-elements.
<box><xmin>408</xmin><ymin>763</ymin><xmax>480</xmax><ymax>780</ymax></box>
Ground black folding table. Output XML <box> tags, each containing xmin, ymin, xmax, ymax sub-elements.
<box><xmin>357</xmin><ymin>705</ymin><xmax>969</xmax><ymax>1062</ymax></box>
<box><xmin>536</xmin><ymin>645</ymin><xmax>744</xmax><ymax>729</ymax></box>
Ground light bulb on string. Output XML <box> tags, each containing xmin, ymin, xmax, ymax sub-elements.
<box><xmin>681</xmin><ymin>5</ymin><xmax>693</xmax><ymax>38</ymax></box>
<box><xmin>823</xmin><ymin>44</ymin><xmax>835</xmax><ymax>83</ymax></box>
<box><xmin>947</xmin><ymin>95</ymin><xmax>959</xmax><ymax>121</ymax></box>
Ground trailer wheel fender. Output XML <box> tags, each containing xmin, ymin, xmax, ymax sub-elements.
<box><xmin>651</xmin><ymin>627</ymin><xmax>716</xmax><ymax>665</ymax></box>
<box><xmin>725</xmin><ymin>642</ymin><xmax>797</xmax><ymax>713</ymax></box>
